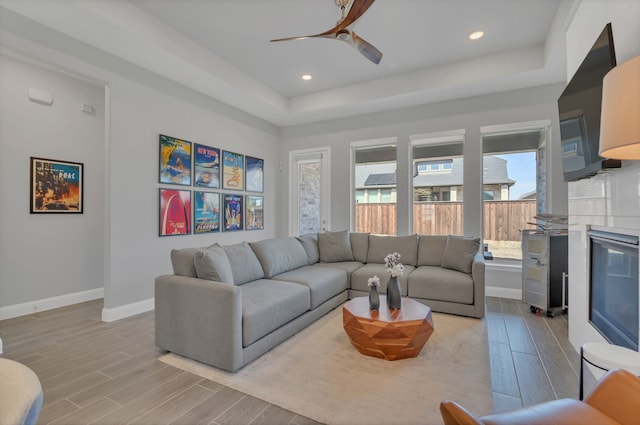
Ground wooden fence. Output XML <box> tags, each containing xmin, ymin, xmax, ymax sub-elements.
<box><xmin>355</xmin><ymin>200</ymin><xmax>536</xmax><ymax>241</ymax></box>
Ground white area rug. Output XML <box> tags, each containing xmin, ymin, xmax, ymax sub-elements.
<box><xmin>160</xmin><ymin>307</ymin><xmax>492</xmax><ymax>425</ymax></box>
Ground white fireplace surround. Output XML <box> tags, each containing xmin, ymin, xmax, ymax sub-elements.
<box><xmin>568</xmin><ymin>161</ymin><xmax>640</xmax><ymax>354</ymax></box>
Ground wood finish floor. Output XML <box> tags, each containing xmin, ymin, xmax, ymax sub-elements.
<box><xmin>0</xmin><ymin>297</ymin><xmax>579</xmax><ymax>424</ymax></box>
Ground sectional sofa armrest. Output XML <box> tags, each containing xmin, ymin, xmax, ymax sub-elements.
<box><xmin>471</xmin><ymin>252</ymin><xmax>486</xmax><ymax>318</ymax></box>
<box><xmin>155</xmin><ymin>274</ymin><xmax>243</xmax><ymax>372</ymax></box>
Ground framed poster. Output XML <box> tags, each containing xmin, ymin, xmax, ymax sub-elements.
<box><xmin>245</xmin><ymin>156</ymin><xmax>264</xmax><ymax>193</ymax></box>
<box><xmin>194</xmin><ymin>143</ymin><xmax>220</xmax><ymax>189</ymax></box>
<box><xmin>246</xmin><ymin>195</ymin><xmax>264</xmax><ymax>230</ymax></box>
<box><xmin>159</xmin><ymin>188</ymin><xmax>191</xmax><ymax>236</ymax></box>
<box><xmin>222</xmin><ymin>150</ymin><xmax>244</xmax><ymax>190</ymax></box>
<box><xmin>159</xmin><ymin>134</ymin><xmax>192</xmax><ymax>186</ymax></box>
<box><xmin>223</xmin><ymin>193</ymin><xmax>243</xmax><ymax>231</ymax></box>
<box><xmin>194</xmin><ymin>191</ymin><xmax>220</xmax><ymax>234</ymax></box>
<box><xmin>30</xmin><ymin>157</ymin><xmax>84</xmax><ymax>213</ymax></box>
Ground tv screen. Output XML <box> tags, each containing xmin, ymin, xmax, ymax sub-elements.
<box><xmin>558</xmin><ymin>23</ymin><xmax>621</xmax><ymax>182</ymax></box>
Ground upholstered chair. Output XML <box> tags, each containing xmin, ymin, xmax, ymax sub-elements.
<box><xmin>440</xmin><ymin>368</ymin><xmax>640</xmax><ymax>425</ymax></box>
<box><xmin>0</xmin><ymin>358</ymin><xmax>43</xmax><ymax>425</ymax></box>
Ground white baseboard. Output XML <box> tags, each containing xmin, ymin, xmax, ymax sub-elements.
<box><xmin>0</xmin><ymin>288</ymin><xmax>104</xmax><ymax>321</ymax></box>
<box><xmin>102</xmin><ymin>298</ymin><xmax>154</xmax><ymax>322</ymax></box>
<box><xmin>486</xmin><ymin>286</ymin><xmax>522</xmax><ymax>300</ymax></box>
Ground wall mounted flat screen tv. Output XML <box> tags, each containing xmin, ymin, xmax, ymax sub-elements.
<box><xmin>558</xmin><ymin>23</ymin><xmax>621</xmax><ymax>182</ymax></box>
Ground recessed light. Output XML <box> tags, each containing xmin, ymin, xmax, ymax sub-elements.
<box><xmin>301</xmin><ymin>74</ymin><xmax>313</xmax><ymax>81</ymax></box>
<box><xmin>469</xmin><ymin>31</ymin><xmax>484</xmax><ymax>40</ymax></box>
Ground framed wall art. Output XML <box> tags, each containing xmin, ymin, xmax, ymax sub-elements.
<box><xmin>194</xmin><ymin>143</ymin><xmax>220</xmax><ymax>189</ymax></box>
<box><xmin>193</xmin><ymin>191</ymin><xmax>220</xmax><ymax>234</ymax></box>
<box><xmin>245</xmin><ymin>195</ymin><xmax>264</xmax><ymax>230</ymax></box>
<box><xmin>159</xmin><ymin>188</ymin><xmax>191</xmax><ymax>236</ymax></box>
<box><xmin>223</xmin><ymin>193</ymin><xmax>243</xmax><ymax>231</ymax></box>
<box><xmin>159</xmin><ymin>134</ymin><xmax>192</xmax><ymax>186</ymax></box>
<box><xmin>30</xmin><ymin>157</ymin><xmax>84</xmax><ymax>213</ymax></box>
<box><xmin>222</xmin><ymin>150</ymin><xmax>244</xmax><ymax>190</ymax></box>
<box><xmin>245</xmin><ymin>156</ymin><xmax>264</xmax><ymax>193</ymax></box>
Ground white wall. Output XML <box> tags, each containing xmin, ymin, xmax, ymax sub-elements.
<box><xmin>565</xmin><ymin>0</ymin><xmax>640</xmax><ymax>352</ymax></box>
<box><xmin>0</xmin><ymin>20</ymin><xmax>281</xmax><ymax>320</ymax></box>
<box><xmin>0</xmin><ymin>55</ymin><xmax>105</xmax><ymax>314</ymax></box>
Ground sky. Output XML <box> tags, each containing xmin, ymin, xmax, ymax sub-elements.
<box><xmin>496</xmin><ymin>152</ymin><xmax>536</xmax><ymax>200</ymax></box>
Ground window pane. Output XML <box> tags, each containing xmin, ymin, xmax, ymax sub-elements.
<box><xmin>412</xmin><ymin>141</ymin><xmax>464</xmax><ymax>236</ymax></box>
<box><xmin>354</xmin><ymin>144</ymin><xmax>397</xmax><ymax>235</ymax></box>
<box><xmin>298</xmin><ymin>161</ymin><xmax>321</xmax><ymax>234</ymax></box>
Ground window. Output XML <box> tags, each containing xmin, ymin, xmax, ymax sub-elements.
<box><xmin>482</xmin><ymin>127</ymin><xmax>545</xmax><ymax>260</ymax></box>
<box><xmin>352</xmin><ymin>141</ymin><xmax>397</xmax><ymax>235</ymax></box>
<box><xmin>411</xmin><ymin>134</ymin><xmax>464</xmax><ymax>236</ymax></box>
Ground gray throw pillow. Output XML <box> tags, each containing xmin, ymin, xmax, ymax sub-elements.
<box><xmin>417</xmin><ymin>235</ymin><xmax>449</xmax><ymax>266</ymax></box>
<box><xmin>194</xmin><ymin>246</ymin><xmax>234</xmax><ymax>284</ymax></box>
<box><xmin>222</xmin><ymin>242</ymin><xmax>265</xmax><ymax>285</ymax></box>
<box><xmin>441</xmin><ymin>236</ymin><xmax>480</xmax><ymax>274</ymax></box>
<box><xmin>250</xmin><ymin>238</ymin><xmax>309</xmax><ymax>278</ymax></box>
<box><xmin>318</xmin><ymin>230</ymin><xmax>354</xmax><ymax>263</ymax></box>
<box><xmin>350</xmin><ymin>232</ymin><xmax>369</xmax><ymax>263</ymax></box>
<box><xmin>296</xmin><ymin>233</ymin><xmax>320</xmax><ymax>264</ymax></box>
<box><xmin>170</xmin><ymin>247</ymin><xmax>205</xmax><ymax>277</ymax></box>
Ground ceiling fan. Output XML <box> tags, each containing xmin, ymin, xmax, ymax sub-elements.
<box><xmin>270</xmin><ymin>0</ymin><xmax>382</xmax><ymax>65</ymax></box>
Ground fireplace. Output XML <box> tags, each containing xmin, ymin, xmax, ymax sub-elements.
<box><xmin>589</xmin><ymin>230</ymin><xmax>639</xmax><ymax>350</ymax></box>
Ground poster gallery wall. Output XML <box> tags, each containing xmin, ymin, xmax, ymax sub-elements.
<box><xmin>158</xmin><ymin>134</ymin><xmax>264</xmax><ymax>236</ymax></box>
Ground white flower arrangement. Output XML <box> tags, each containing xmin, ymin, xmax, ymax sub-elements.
<box><xmin>367</xmin><ymin>275</ymin><xmax>380</xmax><ymax>287</ymax></box>
<box><xmin>384</xmin><ymin>252</ymin><xmax>404</xmax><ymax>277</ymax></box>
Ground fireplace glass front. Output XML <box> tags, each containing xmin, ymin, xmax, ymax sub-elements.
<box><xmin>589</xmin><ymin>230</ymin><xmax>639</xmax><ymax>351</ymax></box>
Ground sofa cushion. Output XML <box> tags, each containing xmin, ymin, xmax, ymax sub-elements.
<box><xmin>312</xmin><ymin>261</ymin><xmax>363</xmax><ymax>280</ymax></box>
<box><xmin>366</xmin><ymin>234</ymin><xmax>418</xmax><ymax>266</ymax></box>
<box><xmin>222</xmin><ymin>242</ymin><xmax>265</xmax><ymax>285</ymax></box>
<box><xmin>441</xmin><ymin>236</ymin><xmax>480</xmax><ymax>274</ymax></box>
<box><xmin>318</xmin><ymin>230</ymin><xmax>354</xmax><ymax>263</ymax></box>
<box><xmin>240</xmin><ymin>279</ymin><xmax>311</xmax><ymax>347</ymax></box>
<box><xmin>350</xmin><ymin>232</ymin><xmax>370</xmax><ymax>263</ymax></box>
<box><xmin>194</xmin><ymin>246</ymin><xmax>234</xmax><ymax>284</ymax></box>
<box><xmin>250</xmin><ymin>238</ymin><xmax>309</xmax><ymax>278</ymax></box>
<box><xmin>273</xmin><ymin>265</ymin><xmax>348</xmax><ymax>309</ymax></box>
<box><xmin>407</xmin><ymin>266</ymin><xmax>474</xmax><ymax>304</ymax></box>
<box><xmin>350</xmin><ymin>263</ymin><xmax>414</xmax><ymax>295</ymax></box>
<box><xmin>417</xmin><ymin>235</ymin><xmax>448</xmax><ymax>266</ymax></box>
<box><xmin>296</xmin><ymin>234</ymin><xmax>320</xmax><ymax>264</ymax></box>
<box><xmin>170</xmin><ymin>247</ymin><xmax>205</xmax><ymax>277</ymax></box>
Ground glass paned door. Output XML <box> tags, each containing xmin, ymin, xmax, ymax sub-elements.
<box><xmin>290</xmin><ymin>148</ymin><xmax>330</xmax><ymax>236</ymax></box>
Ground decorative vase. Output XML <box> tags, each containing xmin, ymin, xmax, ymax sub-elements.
<box><xmin>369</xmin><ymin>285</ymin><xmax>380</xmax><ymax>311</ymax></box>
<box><xmin>386</xmin><ymin>275</ymin><xmax>402</xmax><ymax>310</ymax></box>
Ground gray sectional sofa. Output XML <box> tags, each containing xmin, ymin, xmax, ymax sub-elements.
<box><xmin>155</xmin><ymin>231</ymin><xmax>485</xmax><ymax>372</ymax></box>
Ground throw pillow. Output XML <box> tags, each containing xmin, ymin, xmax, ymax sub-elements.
<box><xmin>170</xmin><ymin>247</ymin><xmax>204</xmax><ymax>277</ymax></box>
<box><xmin>296</xmin><ymin>233</ymin><xmax>320</xmax><ymax>264</ymax></box>
<box><xmin>194</xmin><ymin>246</ymin><xmax>234</xmax><ymax>284</ymax></box>
<box><xmin>317</xmin><ymin>230</ymin><xmax>354</xmax><ymax>263</ymax></box>
<box><xmin>350</xmin><ymin>232</ymin><xmax>370</xmax><ymax>263</ymax></box>
<box><xmin>366</xmin><ymin>234</ymin><xmax>418</xmax><ymax>266</ymax></box>
<box><xmin>441</xmin><ymin>236</ymin><xmax>480</xmax><ymax>274</ymax></box>
<box><xmin>222</xmin><ymin>242</ymin><xmax>265</xmax><ymax>285</ymax></box>
<box><xmin>417</xmin><ymin>235</ymin><xmax>449</xmax><ymax>266</ymax></box>
<box><xmin>250</xmin><ymin>238</ymin><xmax>309</xmax><ymax>278</ymax></box>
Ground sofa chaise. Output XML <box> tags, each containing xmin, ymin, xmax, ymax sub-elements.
<box><xmin>155</xmin><ymin>231</ymin><xmax>485</xmax><ymax>372</ymax></box>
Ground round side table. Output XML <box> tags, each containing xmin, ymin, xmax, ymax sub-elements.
<box><xmin>579</xmin><ymin>342</ymin><xmax>640</xmax><ymax>400</ymax></box>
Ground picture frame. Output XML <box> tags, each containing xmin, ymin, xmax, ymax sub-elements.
<box><xmin>245</xmin><ymin>195</ymin><xmax>264</xmax><ymax>230</ymax></box>
<box><xmin>194</xmin><ymin>143</ymin><xmax>220</xmax><ymax>189</ymax></box>
<box><xmin>222</xmin><ymin>150</ymin><xmax>244</xmax><ymax>190</ymax></box>
<box><xmin>245</xmin><ymin>156</ymin><xmax>264</xmax><ymax>193</ymax></box>
<box><xmin>223</xmin><ymin>193</ymin><xmax>243</xmax><ymax>231</ymax></box>
<box><xmin>159</xmin><ymin>188</ymin><xmax>191</xmax><ymax>236</ymax></box>
<box><xmin>159</xmin><ymin>134</ymin><xmax>192</xmax><ymax>186</ymax></box>
<box><xmin>193</xmin><ymin>191</ymin><xmax>220</xmax><ymax>234</ymax></box>
<box><xmin>30</xmin><ymin>157</ymin><xmax>84</xmax><ymax>213</ymax></box>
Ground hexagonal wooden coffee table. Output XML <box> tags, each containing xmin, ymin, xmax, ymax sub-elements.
<box><xmin>342</xmin><ymin>297</ymin><xmax>434</xmax><ymax>360</ymax></box>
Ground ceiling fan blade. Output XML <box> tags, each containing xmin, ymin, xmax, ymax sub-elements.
<box><xmin>334</xmin><ymin>0</ymin><xmax>376</xmax><ymax>32</ymax></box>
<box><xmin>270</xmin><ymin>33</ymin><xmax>331</xmax><ymax>42</ymax></box>
<box><xmin>349</xmin><ymin>31</ymin><xmax>383</xmax><ymax>64</ymax></box>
